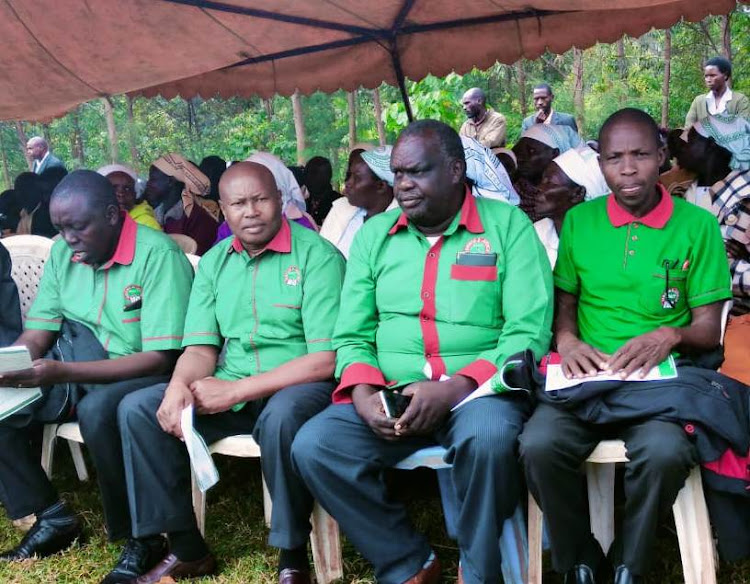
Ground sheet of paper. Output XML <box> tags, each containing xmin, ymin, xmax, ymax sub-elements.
<box><xmin>0</xmin><ymin>346</ymin><xmax>43</xmax><ymax>421</ymax></box>
<box><xmin>451</xmin><ymin>356</ymin><xmax>532</xmax><ymax>411</ymax></box>
<box><xmin>180</xmin><ymin>405</ymin><xmax>219</xmax><ymax>493</ymax></box>
<box><xmin>544</xmin><ymin>355</ymin><xmax>678</xmax><ymax>392</ymax></box>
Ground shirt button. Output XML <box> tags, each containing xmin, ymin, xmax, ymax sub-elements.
<box><xmin>633</xmin><ymin>223</ymin><xmax>639</xmax><ymax>228</ymax></box>
<box><xmin>423</xmin><ymin>292</ymin><xmax>430</xmax><ymax>299</ymax></box>
<box><xmin>628</xmin><ymin>250</ymin><xmax>635</xmax><ymax>256</ymax></box>
<box><xmin>426</xmin><ymin>353</ymin><xmax>432</xmax><ymax>358</ymax></box>
<box><xmin>422</xmin><ymin>314</ymin><xmax>429</xmax><ymax>321</ymax></box>
<box><xmin>428</xmin><ymin>252</ymin><xmax>436</xmax><ymax>258</ymax></box>
<box><xmin>631</xmin><ymin>235</ymin><xmax>638</xmax><ymax>241</ymax></box>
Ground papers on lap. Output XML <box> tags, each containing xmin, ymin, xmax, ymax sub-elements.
<box><xmin>544</xmin><ymin>355</ymin><xmax>678</xmax><ymax>392</ymax></box>
<box><xmin>181</xmin><ymin>405</ymin><xmax>220</xmax><ymax>493</ymax></box>
<box><xmin>0</xmin><ymin>346</ymin><xmax>42</xmax><ymax>421</ymax></box>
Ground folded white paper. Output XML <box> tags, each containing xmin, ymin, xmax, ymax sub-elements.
<box><xmin>180</xmin><ymin>404</ymin><xmax>219</xmax><ymax>493</ymax></box>
<box><xmin>0</xmin><ymin>346</ymin><xmax>43</xmax><ymax>421</ymax></box>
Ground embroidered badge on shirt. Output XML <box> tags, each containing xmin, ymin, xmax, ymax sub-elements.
<box><xmin>464</xmin><ymin>237</ymin><xmax>492</xmax><ymax>254</ymax></box>
<box><xmin>283</xmin><ymin>266</ymin><xmax>301</xmax><ymax>286</ymax></box>
<box><xmin>123</xmin><ymin>284</ymin><xmax>142</xmax><ymax>304</ymax></box>
<box><xmin>661</xmin><ymin>287</ymin><xmax>680</xmax><ymax>309</ymax></box>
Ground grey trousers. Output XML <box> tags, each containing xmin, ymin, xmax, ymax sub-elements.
<box><xmin>519</xmin><ymin>403</ymin><xmax>697</xmax><ymax>575</ymax></box>
<box><xmin>118</xmin><ymin>381</ymin><xmax>332</xmax><ymax>548</ymax></box>
<box><xmin>291</xmin><ymin>397</ymin><xmax>529</xmax><ymax>584</ymax></box>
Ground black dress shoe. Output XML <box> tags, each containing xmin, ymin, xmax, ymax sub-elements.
<box><xmin>134</xmin><ymin>552</ymin><xmax>217</xmax><ymax>583</ymax></box>
<box><xmin>564</xmin><ymin>563</ymin><xmax>596</xmax><ymax>584</ymax></box>
<box><xmin>0</xmin><ymin>515</ymin><xmax>83</xmax><ymax>560</ymax></box>
<box><xmin>614</xmin><ymin>564</ymin><xmax>641</xmax><ymax>584</ymax></box>
<box><xmin>100</xmin><ymin>536</ymin><xmax>168</xmax><ymax>584</ymax></box>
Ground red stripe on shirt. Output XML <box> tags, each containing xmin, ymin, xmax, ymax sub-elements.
<box><xmin>420</xmin><ymin>239</ymin><xmax>446</xmax><ymax>379</ymax></box>
<box><xmin>143</xmin><ymin>335</ymin><xmax>183</xmax><ymax>341</ymax></box>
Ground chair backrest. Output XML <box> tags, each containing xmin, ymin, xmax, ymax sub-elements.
<box><xmin>170</xmin><ymin>233</ymin><xmax>198</xmax><ymax>255</ymax></box>
<box><xmin>3</xmin><ymin>235</ymin><xmax>54</xmax><ymax>321</ymax></box>
<box><xmin>185</xmin><ymin>253</ymin><xmax>200</xmax><ymax>272</ymax></box>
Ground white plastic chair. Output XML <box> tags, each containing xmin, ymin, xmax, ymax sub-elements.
<box><xmin>3</xmin><ymin>234</ymin><xmax>54</xmax><ymax>322</ymax></box>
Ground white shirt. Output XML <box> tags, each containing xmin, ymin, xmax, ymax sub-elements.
<box><xmin>533</xmin><ymin>218</ymin><xmax>559</xmax><ymax>268</ymax></box>
<box><xmin>706</xmin><ymin>88</ymin><xmax>733</xmax><ymax>116</ymax></box>
<box><xmin>33</xmin><ymin>151</ymin><xmax>50</xmax><ymax>174</ymax></box>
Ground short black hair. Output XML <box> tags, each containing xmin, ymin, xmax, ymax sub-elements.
<box><xmin>397</xmin><ymin>119</ymin><xmax>465</xmax><ymax>166</ymax></box>
<box><xmin>51</xmin><ymin>170</ymin><xmax>117</xmax><ymax>213</ymax></box>
<box><xmin>533</xmin><ymin>83</ymin><xmax>553</xmax><ymax>95</ymax></box>
<box><xmin>706</xmin><ymin>56</ymin><xmax>732</xmax><ymax>78</ymax></box>
<box><xmin>598</xmin><ymin>108</ymin><xmax>662</xmax><ymax>151</ymax></box>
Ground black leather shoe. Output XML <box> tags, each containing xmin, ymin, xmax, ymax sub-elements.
<box><xmin>100</xmin><ymin>536</ymin><xmax>168</xmax><ymax>584</ymax></box>
<box><xmin>614</xmin><ymin>564</ymin><xmax>641</xmax><ymax>584</ymax></box>
<box><xmin>0</xmin><ymin>515</ymin><xmax>83</xmax><ymax>560</ymax></box>
<box><xmin>564</xmin><ymin>563</ymin><xmax>596</xmax><ymax>584</ymax></box>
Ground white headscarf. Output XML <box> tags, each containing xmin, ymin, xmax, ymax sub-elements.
<box><xmin>521</xmin><ymin>124</ymin><xmax>582</xmax><ymax>153</ymax></box>
<box><xmin>553</xmin><ymin>146</ymin><xmax>610</xmax><ymax>200</ymax></box>
<box><xmin>245</xmin><ymin>152</ymin><xmax>308</xmax><ymax>214</ymax></box>
<box><xmin>97</xmin><ymin>164</ymin><xmax>138</xmax><ymax>182</ymax></box>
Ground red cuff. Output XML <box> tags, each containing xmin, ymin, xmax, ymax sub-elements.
<box><xmin>332</xmin><ymin>363</ymin><xmax>387</xmax><ymax>404</ymax></box>
<box><xmin>455</xmin><ymin>358</ymin><xmax>497</xmax><ymax>387</ymax></box>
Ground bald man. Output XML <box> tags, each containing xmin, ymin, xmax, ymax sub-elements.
<box><xmin>0</xmin><ymin>171</ymin><xmax>193</xmax><ymax>573</ymax></box>
<box><xmin>116</xmin><ymin>162</ymin><xmax>346</xmax><ymax>584</ymax></box>
<box><xmin>26</xmin><ymin>136</ymin><xmax>66</xmax><ymax>175</ymax></box>
<box><xmin>459</xmin><ymin>87</ymin><xmax>507</xmax><ymax>149</ymax></box>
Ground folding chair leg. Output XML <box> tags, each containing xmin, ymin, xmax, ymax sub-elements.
<box><xmin>527</xmin><ymin>494</ymin><xmax>543</xmax><ymax>584</ymax></box>
<box><xmin>309</xmin><ymin>501</ymin><xmax>343</xmax><ymax>584</ymax></box>
<box><xmin>67</xmin><ymin>440</ymin><xmax>89</xmax><ymax>482</ymax></box>
<box><xmin>672</xmin><ymin>467</ymin><xmax>717</xmax><ymax>584</ymax></box>
<box><xmin>262</xmin><ymin>473</ymin><xmax>272</xmax><ymax>527</ymax></box>
<box><xmin>40</xmin><ymin>424</ymin><xmax>58</xmax><ymax>479</ymax></box>
<box><xmin>585</xmin><ymin>461</ymin><xmax>615</xmax><ymax>554</ymax></box>
<box><xmin>191</xmin><ymin>470</ymin><xmax>207</xmax><ymax>536</ymax></box>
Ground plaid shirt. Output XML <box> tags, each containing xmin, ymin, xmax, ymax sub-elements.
<box><xmin>711</xmin><ymin>169</ymin><xmax>750</xmax><ymax>314</ymax></box>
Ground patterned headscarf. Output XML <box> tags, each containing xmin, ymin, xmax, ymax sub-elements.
<box><xmin>153</xmin><ymin>153</ymin><xmax>218</xmax><ymax>220</ymax></box>
<box><xmin>360</xmin><ymin>138</ymin><xmax>520</xmax><ymax>205</ymax></box>
<box><xmin>521</xmin><ymin>124</ymin><xmax>582</xmax><ymax>154</ymax></box>
<box><xmin>553</xmin><ymin>146</ymin><xmax>610</xmax><ymax>200</ymax></box>
<box><xmin>692</xmin><ymin>114</ymin><xmax>750</xmax><ymax>171</ymax></box>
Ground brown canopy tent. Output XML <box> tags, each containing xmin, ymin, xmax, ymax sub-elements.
<box><xmin>0</xmin><ymin>0</ymin><xmax>735</xmax><ymax>122</ymax></box>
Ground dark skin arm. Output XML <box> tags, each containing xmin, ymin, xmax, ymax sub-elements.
<box><xmin>0</xmin><ymin>329</ymin><xmax>177</xmax><ymax>387</ymax></box>
<box><xmin>555</xmin><ymin>289</ymin><xmax>609</xmax><ymax>379</ymax></box>
<box><xmin>351</xmin><ymin>384</ymin><xmax>397</xmax><ymax>441</ymax></box>
<box><xmin>395</xmin><ymin>375</ymin><xmax>477</xmax><ymax>437</ymax></box>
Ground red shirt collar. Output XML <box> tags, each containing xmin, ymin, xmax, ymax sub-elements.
<box><xmin>388</xmin><ymin>187</ymin><xmax>484</xmax><ymax>236</ymax></box>
<box><xmin>72</xmin><ymin>213</ymin><xmax>137</xmax><ymax>269</ymax></box>
<box><xmin>230</xmin><ymin>216</ymin><xmax>292</xmax><ymax>255</ymax></box>
<box><xmin>606</xmin><ymin>183</ymin><xmax>673</xmax><ymax>229</ymax></box>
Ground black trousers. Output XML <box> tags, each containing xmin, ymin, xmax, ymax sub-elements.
<box><xmin>118</xmin><ymin>381</ymin><xmax>333</xmax><ymax>549</ymax></box>
<box><xmin>519</xmin><ymin>403</ymin><xmax>697</xmax><ymax>575</ymax></box>
<box><xmin>0</xmin><ymin>375</ymin><xmax>167</xmax><ymax>540</ymax></box>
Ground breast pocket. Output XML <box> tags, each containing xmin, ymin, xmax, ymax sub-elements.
<box><xmin>447</xmin><ymin>264</ymin><xmax>500</xmax><ymax>325</ymax></box>
<box><xmin>638</xmin><ymin>273</ymin><xmax>688</xmax><ymax>315</ymax></box>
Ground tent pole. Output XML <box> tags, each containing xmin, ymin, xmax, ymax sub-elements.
<box><xmin>390</xmin><ymin>44</ymin><xmax>414</xmax><ymax>123</ymax></box>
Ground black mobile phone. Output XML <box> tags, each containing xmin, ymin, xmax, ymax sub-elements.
<box><xmin>378</xmin><ymin>389</ymin><xmax>412</xmax><ymax>419</ymax></box>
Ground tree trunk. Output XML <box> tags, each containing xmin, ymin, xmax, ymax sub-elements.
<box><xmin>15</xmin><ymin>122</ymin><xmax>31</xmax><ymax>170</ymax></box>
<box><xmin>373</xmin><ymin>88</ymin><xmax>386</xmax><ymax>146</ymax></box>
<box><xmin>70</xmin><ymin>107</ymin><xmax>85</xmax><ymax>168</ymax></box>
<box><xmin>347</xmin><ymin>91</ymin><xmax>357</xmax><ymax>151</ymax></box>
<box><xmin>263</xmin><ymin>98</ymin><xmax>274</xmax><ymax>119</ymax></box>
<box><xmin>101</xmin><ymin>97</ymin><xmax>119</xmax><ymax>163</ymax></box>
<box><xmin>516</xmin><ymin>60</ymin><xmax>528</xmax><ymax>117</ymax></box>
<box><xmin>616</xmin><ymin>37</ymin><xmax>627</xmax><ymax>105</ymax></box>
<box><xmin>720</xmin><ymin>13</ymin><xmax>732</xmax><ymax>60</ymax></box>
<box><xmin>291</xmin><ymin>91</ymin><xmax>306</xmax><ymax>165</ymax></box>
<box><xmin>0</xmin><ymin>127</ymin><xmax>11</xmax><ymax>189</ymax></box>
<box><xmin>42</xmin><ymin>123</ymin><xmax>51</xmax><ymax>145</ymax></box>
<box><xmin>125</xmin><ymin>96</ymin><xmax>138</xmax><ymax>167</ymax></box>
<box><xmin>661</xmin><ymin>29</ymin><xmax>672</xmax><ymax>128</ymax></box>
<box><xmin>573</xmin><ymin>48</ymin><xmax>585</xmax><ymax>133</ymax></box>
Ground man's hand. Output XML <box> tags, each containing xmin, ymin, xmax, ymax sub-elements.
<box><xmin>156</xmin><ymin>382</ymin><xmax>194</xmax><ymax>439</ymax></box>
<box><xmin>605</xmin><ymin>327</ymin><xmax>680</xmax><ymax>379</ymax></box>
<box><xmin>0</xmin><ymin>359</ymin><xmax>67</xmax><ymax>388</ymax></box>
<box><xmin>725</xmin><ymin>240</ymin><xmax>750</xmax><ymax>262</ymax></box>
<box><xmin>190</xmin><ymin>377</ymin><xmax>240</xmax><ymax>415</ymax></box>
<box><xmin>351</xmin><ymin>384</ymin><xmax>397</xmax><ymax>441</ymax></box>
<box><xmin>395</xmin><ymin>376</ymin><xmax>476</xmax><ymax>437</ymax></box>
<box><xmin>558</xmin><ymin>338</ymin><xmax>609</xmax><ymax>379</ymax></box>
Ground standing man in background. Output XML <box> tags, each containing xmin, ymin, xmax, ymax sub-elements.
<box><xmin>521</xmin><ymin>83</ymin><xmax>579</xmax><ymax>133</ymax></box>
<box><xmin>26</xmin><ymin>137</ymin><xmax>66</xmax><ymax>175</ymax></box>
<box><xmin>459</xmin><ymin>88</ymin><xmax>507</xmax><ymax>149</ymax></box>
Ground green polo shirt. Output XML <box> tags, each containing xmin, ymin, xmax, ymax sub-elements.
<box><xmin>333</xmin><ymin>191</ymin><xmax>553</xmax><ymax>403</ymax></box>
<box><xmin>26</xmin><ymin>215</ymin><xmax>194</xmax><ymax>357</ymax></box>
<box><xmin>183</xmin><ymin>219</ymin><xmax>345</xmax><ymax>384</ymax></box>
<box><xmin>554</xmin><ymin>187</ymin><xmax>732</xmax><ymax>355</ymax></box>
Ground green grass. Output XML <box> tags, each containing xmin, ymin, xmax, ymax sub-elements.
<box><xmin>0</xmin><ymin>452</ymin><xmax>747</xmax><ymax>583</ymax></box>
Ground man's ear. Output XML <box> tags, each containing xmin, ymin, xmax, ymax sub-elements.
<box><xmin>450</xmin><ymin>159</ymin><xmax>466</xmax><ymax>186</ymax></box>
<box><xmin>552</xmin><ymin>148</ymin><xmax>560</xmax><ymax>158</ymax></box>
<box><xmin>656</xmin><ymin>144</ymin><xmax>667</xmax><ymax>169</ymax></box>
<box><xmin>572</xmin><ymin>185</ymin><xmax>586</xmax><ymax>204</ymax></box>
<box><xmin>105</xmin><ymin>203</ymin><xmax>120</xmax><ymax>226</ymax></box>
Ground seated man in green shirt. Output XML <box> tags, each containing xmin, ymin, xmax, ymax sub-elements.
<box><xmin>0</xmin><ymin>171</ymin><xmax>193</xmax><ymax>576</ymax></box>
<box><xmin>293</xmin><ymin>120</ymin><xmax>553</xmax><ymax>584</ymax></box>
<box><xmin>519</xmin><ymin>109</ymin><xmax>732</xmax><ymax>584</ymax></box>
<box><xmin>117</xmin><ymin>162</ymin><xmax>345</xmax><ymax>584</ymax></box>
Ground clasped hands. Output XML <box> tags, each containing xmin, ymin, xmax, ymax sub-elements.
<box><xmin>352</xmin><ymin>375</ymin><xmax>476</xmax><ymax>441</ymax></box>
<box><xmin>156</xmin><ymin>376</ymin><xmax>239</xmax><ymax>439</ymax></box>
<box><xmin>559</xmin><ymin>327</ymin><xmax>680</xmax><ymax>381</ymax></box>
